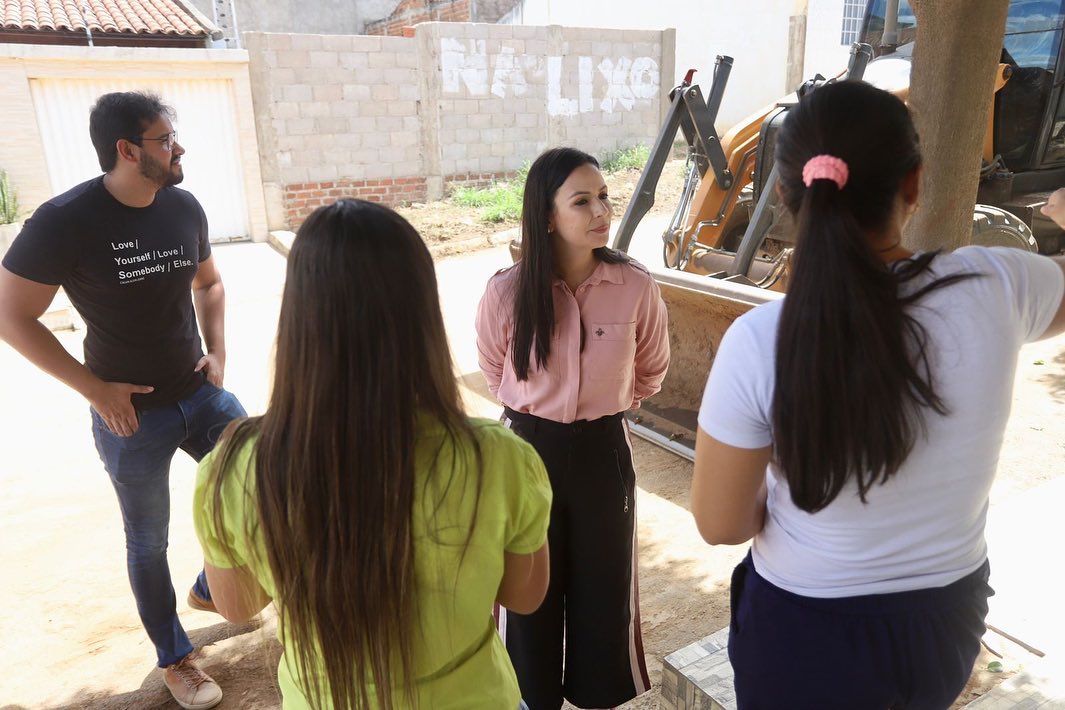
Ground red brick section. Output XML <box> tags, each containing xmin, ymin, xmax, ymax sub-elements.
<box><xmin>283</xmin><ymin>177</ymin><xmax>429</xmax><ymax>228</ymax></box>
<box><xmin>1</xmin><ymin>0</ymin><xmax>208</xmax><ymax>36</ymax></box>
<box><xmin>364</xmin><ymin>0</ymin><xmax>471</xmax><ymax>37</ymax></box>
<box><xmin>444</xmin><ymin>171</ymin><xmax>517</xmax><ymax>192</ymax></box>
<box><xmin>284</xmin><ymin>171</ymin><xmax>519</xmax><ymax>229</ymax></box>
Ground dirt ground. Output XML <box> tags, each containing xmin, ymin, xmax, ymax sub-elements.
<box><xmin>2</xmin><ymin>169</ymin><xmax>1063</xmax><ymax>709</ymax></box>
<box><xmin>398</xmin><ymin>160</ymin><xmax>688</xmax><ymax>257</ymax></box>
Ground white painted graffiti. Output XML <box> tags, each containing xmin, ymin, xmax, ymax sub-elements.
<box><xmin>440</xmin><ymin>38</ymin><xmax>660</xmax><ymax>116</ymax></box>
<box><xmin>490</xmin><ymin>45</ymin><xmax>532</xmax><ymax>99</ymax></box>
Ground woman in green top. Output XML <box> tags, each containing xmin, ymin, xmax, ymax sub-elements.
<box><xmin>193</xmin><ymin>199</ymin><xmax>552</xmax><ymax>709</ymax></box>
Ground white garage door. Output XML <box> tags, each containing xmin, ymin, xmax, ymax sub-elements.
<box><xmin>29</xmin><ymin>77</ymin><xmax>249</xmax><ymax>242</ymax></box>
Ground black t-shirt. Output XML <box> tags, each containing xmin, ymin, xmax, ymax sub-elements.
<box><xmin>2</xmin><ymin>176</ymin><xmax>212</xmax><ymax>409</ymax></box>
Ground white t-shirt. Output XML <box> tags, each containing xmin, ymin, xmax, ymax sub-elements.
<box><xmin>698</xmin><ymin>246</ymin><xmax>1064</xmax><ymax>598</ymax></box>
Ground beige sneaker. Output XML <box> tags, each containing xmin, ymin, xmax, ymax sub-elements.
<box><xmin>163</xmin><ymin>656</ymin><xmax>223</xmax><ymax>710</ymax></box>
<box><xmin>187</xmin><ymin>587</ymin><xmax>218</xmax><ymax>615</ymax></box>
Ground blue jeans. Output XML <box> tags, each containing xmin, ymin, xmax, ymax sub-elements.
<box><xmin>91</xmin><ymin>380</ymin><xmax>246</xmax><ymax>668</ymax></box>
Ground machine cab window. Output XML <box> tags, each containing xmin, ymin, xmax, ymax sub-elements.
<box><xmin>862</xmin><ymin>0</ymin><xmax>1065</xmax><ymax>171</ymax></box>
<box><xmin>998</xmin><ymin>0</ymin><xmax>1065</xmax><ymax>169</ymax></box>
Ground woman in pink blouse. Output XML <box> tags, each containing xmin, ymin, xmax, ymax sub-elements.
<box><xmin>476</xmin><ymin>147</ymin><xmax>670</xmax><ymax>710</ymax></box>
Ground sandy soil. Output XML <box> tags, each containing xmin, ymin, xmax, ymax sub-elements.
<box><xmin>2</xmin><ymin>172</ymin><xmax>1062</xmax><ymax>708</ymax></box>
<box><xmin>4</xmin><ymin>333</ymin><xmax>1061</xmax><ymax>709</ymax></box>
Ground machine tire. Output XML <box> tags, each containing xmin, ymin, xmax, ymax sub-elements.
<box><xmin>719</xmin><ymin>193</ymin><xmax>754</xmax><ymax>252</ymax></box>
<box><xmin>971</xmin><ymin>204</ymin><xmax>1038</xmax><ymax>252</ymax></box>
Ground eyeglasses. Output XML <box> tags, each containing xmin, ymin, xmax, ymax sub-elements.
<box><xmin>129</xmin><ymin>131</ymin><xmax>178</xmax><ymax>152</ymax></box>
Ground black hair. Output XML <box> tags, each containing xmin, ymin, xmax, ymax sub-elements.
<box><xmin>88</xmin><ymin>91</ymin><xmax>173</xmax><ymax>172</ymax></box>
<box><xmin>511</xmin><ymin>146</ymin><xmax>628</xmax><ymax>380</ymax></box>
<box><xmin>771</xmin><ymin>80</ymin><xmax>974</xmax><ymax>512</ymax></box>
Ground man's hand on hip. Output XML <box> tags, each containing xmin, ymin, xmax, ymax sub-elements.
<box><xmin>90</xmin><ymin>381</ymin><xmax>154</xmax><ymax>436</ymax></box>
<box><xmin>194</xmin><ymin>352</ymin><xmax>225</xmax><ymax>387</ymax></box>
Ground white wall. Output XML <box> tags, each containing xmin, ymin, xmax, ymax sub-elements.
<box><xmin>0</xmin><ymin>44</ymin><xmax>269</xmax><ymax>241</ymax></box>
<box><xmin>30</xmin><ymin>77</ymin><xmax>251</xmax><ymax>240</ymax></box>
<box><xmin>507</xmin><ymin>0</ymin><xmax>854</xmax><ymax>130</ymax></box>
<box><xmin>805</xmin><ymin>0</ymin><xmax>856</xmax><ymax>84</ymax></box>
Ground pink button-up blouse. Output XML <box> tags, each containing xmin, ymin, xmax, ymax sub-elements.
<box><xmin>475</xmin><ymin>259</ymin><xmax>670</xmax><ymax>424</ymax></box>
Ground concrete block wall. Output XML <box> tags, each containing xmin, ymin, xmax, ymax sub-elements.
<box><xmin>443</xmin><ymin>170</ymin><xmax>520</xmax><ymax>192</ymax></box>
<box><xmin>246</xmin><ymin>22</ymin><xmax>670</xmax><ymax>228</ymax></box>
<box><xmin>245</xmin><ymin>32</ymin><xmax>424</xmax><ymax>226</ymax></box>
<box><xmin>424</xmin><ymin>24</ymin><xmax>551</xmax><ymax>189</ymax></box>
<box><xmin>427</xmin><ymin>23</ymin><xmax>665</xmax><ymax>178</ymax></box>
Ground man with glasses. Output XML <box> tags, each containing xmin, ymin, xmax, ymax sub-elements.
<box><xmin>0</xmin><ymin>91</ymin><xmax>243</xmax><ymax>709</ymax></box>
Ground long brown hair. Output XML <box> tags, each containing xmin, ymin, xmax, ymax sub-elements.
<box><xmin>209</xmin><ymin>199</ymin><xmax>480</xmax><ymax>708</ymax></box>
<box><xmin>772</xmin><ymin>81</ymin><xmax>975</xmax><ymax>512</ymax></box>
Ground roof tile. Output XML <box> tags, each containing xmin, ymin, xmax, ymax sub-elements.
<box><xmin>1</xmin><ymin>0</ymin><xmax>209</xmax><ymax>36</ymax></box>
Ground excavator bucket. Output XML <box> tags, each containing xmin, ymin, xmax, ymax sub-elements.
<box><xmin>625</xmin><ymin>255</ymin><xmax>779</xmax><ymax>460</ymax></box>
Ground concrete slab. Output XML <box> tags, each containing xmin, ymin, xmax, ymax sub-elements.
<box><xmin>661</xmin><ymin>628</ymin><xmax>734</xmax><ymax>710</ymax></box>
<box><xmin>967</xmin><ymin>657</ymin><xmax>1065</xmax><ymax>709</ymax></box>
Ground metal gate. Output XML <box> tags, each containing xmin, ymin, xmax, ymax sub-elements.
<box><xmin>29</xmin><ymin>77</ymin><xmax>249</xmax><ymax>242</ymax></box>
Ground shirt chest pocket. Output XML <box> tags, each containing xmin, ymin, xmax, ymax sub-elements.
<box><xmin>586</xmin><ymin>321</ymin><xmax>637</xmax><ymax>380</ymax></box>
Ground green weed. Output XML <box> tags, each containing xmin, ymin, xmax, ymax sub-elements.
<box><xmin>0</xmin><ymin>170</ymin><xmax>19</xmax><ymax>225</ymax></box>
<box><xmin>450</xmin><ymin>164</ymin><xmax>528</xmax><ymax>224</ymax></box>
<box><xmin>602</xmin><ymin>144</ymin><xmax>650</xmax><ymax>173</ymax></box>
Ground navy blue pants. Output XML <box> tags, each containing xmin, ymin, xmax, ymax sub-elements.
<box><xmin>729</xmin><ymin>552</ymin><xmax>993</xmax><ymax>710</ymax></box>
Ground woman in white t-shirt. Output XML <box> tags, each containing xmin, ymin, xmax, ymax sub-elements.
<box><xmin>691</xmin><ymin>80</ymin><xmax>1065</xmax><ymax>709</ymax></box>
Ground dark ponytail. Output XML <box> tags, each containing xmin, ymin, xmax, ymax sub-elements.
<box><xmin>772</xmin><ymin>81</ymin><xmax>973</xmax><ymax>512</ymax></box>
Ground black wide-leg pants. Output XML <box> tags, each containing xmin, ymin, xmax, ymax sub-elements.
<box><xmin>498</xmin><ymin>407</ymin><xmax>650</xmax><ymax>710</ymax></box>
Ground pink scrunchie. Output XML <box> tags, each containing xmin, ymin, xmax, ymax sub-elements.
<box><xmin>802</xmin><ymin>155</ymin><xmax>849</xmax><ymax>190</ymax></box>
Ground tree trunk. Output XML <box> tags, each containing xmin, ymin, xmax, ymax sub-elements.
<box><xmin>904</xmin><ymin>0</ymin><xmax>1010</xmax><ymax>252</ymax></box>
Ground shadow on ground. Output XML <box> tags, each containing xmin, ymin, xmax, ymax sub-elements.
<box><xmin>1036</xmin><ymin>347</ymin><xmax>1065</xmax><ymax>400</ymax></box>
<box><xmin>15</xmin><ymin>619</ymin><xmax>283</xmax><ymax>710</ymax></box>
<box><xmin>17</xmin><ymin>384</ymin><xmax>740</xmax><ymax>710</ymax></box>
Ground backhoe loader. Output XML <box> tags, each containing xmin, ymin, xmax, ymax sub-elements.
<box><xmin>607</xmin><ymin>0</ymin><xmax>1065</xmax><ymax>458</ymax></box>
